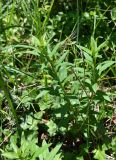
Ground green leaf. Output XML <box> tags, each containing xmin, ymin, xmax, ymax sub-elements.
<box><xmin>4</xmin><ymin>66</ymin><xmax>33</xmax><ymax>77</ymax></box>
<box><xmin>15</xmin><ymin>50</ymin><xmax>40</xmax><ymax>56</ymax></box>
<box><xmin>46</xmin><ymin>143</ymin><xmax>62</xmax><ymax>160</ymax></box>
<box><xmin>58</xmin><ymin>64</ymin><xmax>67</xmax><ymax>82</ymax></box>
<box><xmin>35</xmin><ymin>145</ymin><xmax>51</xmax><ymax>158</ymax></box>
<box><xmin>43</xmin><ymin>140</ymin><xmax>50</xmax><ymax>152</ymax></box>
<box><xmin>49</xmin><ymin>41</ymin><xmax>64</xmax><ymax>58</ymax></box>
<box><xmin>40</xmin><ymin>140</ymin><xmax>50</xmax><ymax>159</ymax></box>
<box><xmin>46</xmin><ymin>120</ymin><xmax>58</xmax><ymax>136</ymax></box>
<box><xmin>57</xmin><ymin>51</ymin><xmax>69</xmax><ymax>65</ymax></box>
<box><xmin>112</xmin><ymin>137</ymin><xmax>116</xmax><ymax>153</ymax></box>
<box><xmin>97</xmin><ymin>61</ymin><xmax>115</xmax><ymax>75</ymax></box>
<box><xmin>31</xmin><ymin>36</ymin><xmax>40</xmax><ymax>46</ymax></box>
<box><xmin>76</xmin><ymin>45</ymin><xmax>92</xmax><ymax>55</ymax></box>
<box><xmin>94</xmin><ymin>149</ymin><xmax>106</xmax><ymax>160</ymax></box>
<box><xmin>83</xmin><ymin>51</ymin><xmax>93</xmax><ymax>63</ymax></box>
<box><xmin>90</xmin><ymin>36</ymin><xmax>98</xmax><ymax>57</ymax></box>
<box><xmin>11</xmin><ymin>142</ymin><xmax>18</xmax><ymax>153</ymax></box>
<box><xmin>92</xmin><ymin>83</ymin><xmax>98</xmax><ymax>93</ymax></box>
<box><xmin>97</xmin><ymin>40</ymin><xmax>108</xmax><ymax>52</ymax></box>
<box><xmin>36</xmin><ymin>90</ymin><xmax>49</xmax><ymax>100</ymax></box>
<box><xmin>2</xmin><ymin>152</ymin><xmax>19</xmax><ymax>159</ymax></box>
<box><xmin>103</xmin><ymin>94</ymin><xmax>111</xmax><ymax>102</ymax></box>
<box><xmin>7</xmin><ymin>44</ymin><xmax>36</xmax><ymax>50</ymax></box>
<box><xmin>111</xmin><ymin>7</ymin><xmax>116</xmax><ymax>21</ymax></box>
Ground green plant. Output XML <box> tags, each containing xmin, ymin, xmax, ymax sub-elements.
<box><xmin>0</xmin><ymin>132</ymin><xmax>62</xmax><ymax>160</ymax></box>
<box><xmin>0</xmin><ymin>0</ymin><xmax>115</xmax><ymax>159</ymax></box>
<box><xmin>0</xmin><ymin>71</ymin><xmax>20</xmax><ymax>135</ymax></box>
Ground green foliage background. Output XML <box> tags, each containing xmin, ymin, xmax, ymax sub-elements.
<box><xmin>0</xmin><ymin>0</ymin><xmax>116</xmax><ymax>159</ymax></box>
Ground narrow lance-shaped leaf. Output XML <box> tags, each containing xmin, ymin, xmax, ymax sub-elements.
<box><xmin>49</xmin><ymin>41</ymin><xmax>65</xmax><ymax>58</ymax></box>
<box><xmin>90</xmin><ymin>36</ymin><xmax>98</xmax><ymax>57</ymax></box>
<box><xmin>1</xmin><ymin>152</ymin><xmax>19</xmax><ymax>159</ymax></box>
<box><xmin>97</xmin><ymin>61</ymin><xmax>116</xmax><ymax>75</ymax></box>
<box><xmin>76</xmin><ymin>45</ymin><xmax>92</xmax><ymax>55</ymax></box>
<box><xmin>97</xmin><ymin>39</ymin><xmax>108</xmax><ymax>52</ymax></box>
<box><xmin>0</xmin><ymin>72</ymin><xmax>20</xmax><ymax>135</ymax></box>
<box><xmin>46</xmin><ymin>143</ymin><xmax>62</xmax><ymax>160</ymax></box>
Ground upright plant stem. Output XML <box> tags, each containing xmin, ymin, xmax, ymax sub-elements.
<box><xmin>76</xmin><ymin>0</ymin><xmax>79</xmax><ymax>44</ymax></box>
<box><xmin>41</xmin><ymin>0</ymin><xmax>54</xmax><ymax>34</ymax></box>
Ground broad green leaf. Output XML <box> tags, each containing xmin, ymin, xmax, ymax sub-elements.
<box><xmin>76</xmin><ymin>156</ymin><xmax>84</xmax><ymax>160</ymax></box>
<box><xmin>36</xmin><ymin>90</ymin><xmax>49</xmax><ymax>100</ymax></box>
<box><xmin>46</xmin><ymin>120</ymin><xmax>58</xmax><ymax>136</ymax></box>
<box><xmin>58</xmin><ymin>65</ymin><xmax>67</xmax><ymax>82</ymax></box>
<box><xmin>94</xmin><ymin>149</ymin><xmax>106</xmax><ymax>160</ymax></box>
<box><xmin>103</xmin><ymin>95</ymin><xmax>111</xmax><ymax>102</ymax></box>
<box><xmin>92</xmin><ymin>83</ymin><xmax>98</xmax><ymax>93</ymax></box>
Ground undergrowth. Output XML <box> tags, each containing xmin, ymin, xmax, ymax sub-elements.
<box><xmin>0</xmin><ymin>0</ymin><xmax>116</xmax><ymax>160</ymax></box>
